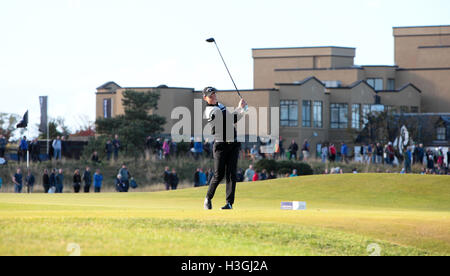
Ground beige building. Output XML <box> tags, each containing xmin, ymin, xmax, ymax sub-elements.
<box><xmin>96</xmin><ymin>25</ymin><xmax>449</xmax><ymax>155</ymax></box>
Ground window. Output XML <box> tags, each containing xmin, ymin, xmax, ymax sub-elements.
<box><xmin>387</xmin><ymin>79</ymin><xmax>395</xmax><ymax>90</ymax></box>
<box><xmin>411</xmin><ymin>106</ymin><xmax>419</xmax><ymax>113</ymax></box>
<box><xmin>352</xmin><ymin>104</ymin><xmax>360</xmax><ymax>129</ymax></box>
<box><xmin>313</xmin><ymin>101</ymin><xmax>323</xmax><ymax>128</ymax></box>
<box><xmin>400</xmin><ymin>106</ymin><xmax>409</xmax><ymax>113</ymax></box>
<box><xmin>302</xmin><ymin>100</ymin><xmax>311</xmax><ymax>127</ymax></box>
<box><xmin>280</xmin><ymin>100</ymin><xmax>298</xmax><ymax>127</ymax></box>
<box><xmin>362</xmin><ymin>104</ymin><xmax>371</xmax><ymax>125</ymax></box>
<box><xmin>436</xmin><ymin>127</ymin><xmax>446</xmax><ymax>141</ymax></box>
<box><xmin>330</xmin><ymin>103</ymin><xmax>348</xmax><ymax>129</ymax></box>
<box><xmin>367</xmin><ymin>78</ymin><xmax>384</xmax><ymax>91</ymax></box>
<box><xmin>103</xmin><ymin>98</ymin><xmax>112</xmax><ymax>118</ymax></box>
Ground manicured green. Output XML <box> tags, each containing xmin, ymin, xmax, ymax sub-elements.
<box><xmin>0</xmin><ymin>174</ymin><xmax>449</xmax><ymax>256</ymax></box>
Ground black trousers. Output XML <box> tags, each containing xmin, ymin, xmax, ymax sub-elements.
<box><xmin>206</xmin><ymin>142</ymin><xmax>240</xmax><ymax>205</ymax></box>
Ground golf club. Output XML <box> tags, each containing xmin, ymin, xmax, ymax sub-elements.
<box><xmin>206</xmin><ymin>37</ymin><xmax>248</xmax><ymax>111</ymax></box>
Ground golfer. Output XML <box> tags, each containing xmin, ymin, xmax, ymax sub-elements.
<box><xmin>203</xmin><ymin>87</ymin><xmax>246</xmax><ymax>210</ymax></box>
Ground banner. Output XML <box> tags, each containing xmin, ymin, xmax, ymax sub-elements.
<box><xmin>39</xmin><ymin>96</ymin><xmax>48</xmax><ymax>133</ymax></box>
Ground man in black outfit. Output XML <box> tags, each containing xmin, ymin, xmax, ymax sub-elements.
<box><xmin>202</xmin><ymin>87</ymin><xmax>246</xmax><ymax>210</ymax></box>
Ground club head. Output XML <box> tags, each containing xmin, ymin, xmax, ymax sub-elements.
<box><xmin>206</xmin><ymin>38</ymin><xmax>215</xmax><ymax>43</ymax></box>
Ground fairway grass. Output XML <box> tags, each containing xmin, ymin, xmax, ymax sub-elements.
<box><xmin>0</xmin><ymin>174</ymin><xmax>449</xmax><ymax>256</ymax></box>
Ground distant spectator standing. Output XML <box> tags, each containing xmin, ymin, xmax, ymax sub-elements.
<box><xmin>118</xmin><ymin>164</ymin><xmax>130</xmax><ymax>192</ymax></box>
<box><xmin>83</xmin><ymin>167</ymin><xmax>92</xmax><ymax>193</ymax></box>
<box><xmin>329</xmin><ymin>144</ymin><xmax>336</xmax><ymax>162</ymax></box>
<box><xmin>73</xmin><ymin>170</ymin><xmax>81</xmax><ymax>193</ymax></box>
<box><xmin>341</xmin><ymin>142</ymin><xmax>348</xmax><ymax>164</ymax></box>
<box><xmin>19</xmin><ymin>136</ymin><xmax>28</xmax><ymax>162</ymax></box>
<box><xmin>13</xmin><ymin>168</ymin><xmax>23</xmax><ymax>193</ymax></box>
<box><xmin>49</xmin><ymin>169</ymin><xmax>57</xmax><ymax>193</ymax></box>
<box><xmin>52</xmin><ymin>136</ymin><xmax>62</xmax><ymax>160</ymax></box>
<box><xmin>375</xmin><ymin>143</ymin><xmax>383</xmax><ymax>164</ymax></box>
<box><xmin>93</xmin><ymin>169</ymin><xmax>103</xmax><ymax>193</ymax></box>
<box><xmin>0</xmin><ymin>134</ymin><xmax>6</xmax><ymax>158</ymax></box>
<box><xmin>403</xmin><ymin>147</ymin><xmax>412</xmax><ymax>173</ymax></box>
<box><xmin>288</xmin><ymin>140</ymin><xmax>298</xmax><ymax>160</ymax></box>
<box><xmin>301</xmin><ymin>140</ymin><xmax>310</xmax><ymax>161</ymax></box>
<box><xmin>105</xmin><ymin>140</ymin><xmax>113</xmax><ymax>161</ymax></box>
<box><xmin>162</xmin><ymin>139</ymin><xmax>170</xmax><ymax>160</ymax></box>
<box><xmin>112</xmin><ymin>134</ymin><xmax>121</xmax><ymax>161</ymax></box>
<box><xmin>321</xmin><ymin>144</ymin><xmax>328</xmax><ymax>163</ymax></box>
<box><xmin>169</xmin><ymin>169</ymin><xmax>179</xmax><ymax>190</ymax></box>
<box><xmin>25</xmin><ymin>170</ymin><xmax>35</xmax><ymax>193</ymax></box>
<box><xmin>42</xmin><ymin>169</ymin><xmax>50</xmax><ymax>193</ymax></box>
<box><xmin>244</xmin><ymin>165</ymin><xmax>255</xmax><ymax>182</ymax></box>
<box><xmin>56</xmin><ymin>169</ymin><xmax>64</xmax><ymax>193</ymax></box>
<box><xmin>163</xmin><ymin>166</ymin><xmax>171</xmax><ymax>190</ymax></box>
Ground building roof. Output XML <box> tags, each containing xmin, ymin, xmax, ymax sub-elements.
<box><xmin>377</xmin><ymin>83</ymin><xmax>422</xmax><ymax>94</ymax></box>
<box><xmin>97</xmin><ymin>81</ymin><xmax>121</xmax><ymax>90</ymax></box>
<box><xmin>275</xmin><ymin>76</ymin><xmax>326</xmax><ymax>87</ymax></box>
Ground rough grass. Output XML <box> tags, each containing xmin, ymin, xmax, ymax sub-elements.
<box><xmin>0</xmin><ymin>174</ymin><xmax>448</xmax><ymax>256</ymax></box>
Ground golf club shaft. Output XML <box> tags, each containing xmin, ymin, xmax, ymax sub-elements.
<box><xmin>212</xmin><ymin>42</ymin><xmax>243</xmax><ymax>99</ymax></box>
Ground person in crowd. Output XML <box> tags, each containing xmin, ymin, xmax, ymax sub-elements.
<box><xmin>19</xmin><ymin>136</ymin><xmax>28</xmax><ymax>163</ymax></box>
<box><xmin>367</xmin><ymin>144</ymin><xmax>373</xmax><ymax>164</ymax></box>
<box><xmin>155</xmin><ymin>138</ymin><xmax>162</xmax><ymax>159</ymax></box>
<box><xmin>146</xmin><ymin>136</ymin><xmax>154</xmax><ymax>152</ymax></box>
<box><xmin>194</xmin><ymin>168</ymin><xmax>200</xmax><ymax>187</ymax></box>
<box><xmin>31</xmin><ymin>138</ymin><xmax>41</xmax><ymax>163</ymax></box>
<box><xmin>162</xmin><ymin>139</ymin><xmax>170</xmax><ymax>160</ymax></box>
<box><xmin>112</xmin><ymin>134</ymin><xmax>121</xmax><ymax>161</ymax></box>
<box><xmin>352</xmin><ymin>168</ymin><xmax>358</xmax><ymax>174</ymax></box>
<box><xmin>83</xmin><ymin>167</ymin><xmax>92</xmax><ymax>193</ymax></box>
<box><xmin>260</xmin><ymin>169</ymin><xmax>268</xmax><ymax>181</ymax></box>
<box><xmin>0</xmin><ymin>176</ymin><xmax>2</xmax><ymax>190</ymax></box>
<box><xmin>52</xmin><ymin>136</ymin><xmax>62</xmax><ymax>161</ymax></box>
<box><xmin>301</xmin><ymin>139</ymin><xmax>310</xmax><ymax>161</ymax></box>
<box><xmin>0</xmin><ymin>134</ymin><xmax>6</xmax><ymax>158</ymax></box>
<box><xmin>163</xmin><ymin>166</ymin><xmax>171</xmax><ymax>190</ymax></box>
<box><xmin>321</xmin><ymin>144</ymin><xmax>328</xmax><ymax>163</ymax></box>
<box><xmin>105</xmin><ymin>140</ymin><xmax>113</xmax><ymax>161</ymax></box>
<box><xmin>417</xmin><ymin>143</ymin><xmax>425</xmax><ymax>165</ymax></box>
<box><xmin>56</xmin><ymin>169</ymin><xmax>64</xmax><ymax>193</ymax></box>
<box><xmin>437</xmin><ymin>148</ymin><xmax>444</xmax><ymax>168</ymax></box>
<box><xmin>170</xmin><ymin>141</ymin><xmax>178</xmax><ymax>158</ymax></box>
<box><xmin>118</xmin><ymin>164</ymin><xmax>130</xmax><ymax>192</ymax></box>
<box><xmin>115</xmin><ymin>174</ymin><xmax>126</xmax><ymax>192</ymax></box>
<box><xmin>94</xmin><ymin>169</ymin><xmax>103</xmax><ymax>193</ymax></box>
<box><xmin>244</xmin><ymin>165</ymin><xmax>255</xmax><ymax>182</ymax></box>
<box><xmin>42</xmin><ymin>169</ymin><xmax>50</xmax><ymax>193</ymax></box>
<box><xmin>49</xmin><ymin>169</ymin><xmax>57</xmax><ymax>193</ymax></box>
<box><xmin>252</xmin><ymin>170</ymin><xmax>259</xmax><ymax>181</ymax></box>
<box><xmin>375</xmin><ymin>143</ymin><xmax>383</xmax><ymax>164</ymax></box>
<box><xmin>340</xmin><ymin>142</ymin><xmax>348</xmax><ymax>164</ymax></box>
<box><xmin>25</xmin><ymin>170</ymin><xmax>35</xmax><ymax>193</ymax></box>
<box><xmin>250</xmin><ymin>145</ymin><xmax>259</xmax><ymax>161</ymax></box>
<box><xmin>199</xmin><ymin>168</ymin><xmax>207</xmax><ymax>186</ymax></box>
<box><xmin>91</xmin><ymin>151</ymin><xmax>100</xmax><ymax>164</ymax></box>
<box><xmin>329</xmin><ymin>144</ymin><xmax>336</xmax><ymax>162</ymax></box>
<box><xmin>386</xmin><ymin>142</ymin><xmax>395</xmax><ymax>165</ymax></box>
<box><xmin>404</xmin><ymin>146</ymin><xmax>412</xmax><ymax>173</ymax></box>
<box><xmin>288</xmin><ymin>140</ymin><xmax>298</xmax><ymax>160</ymax></box>
<box><xmin>236</xmin><ymin>169</ymin><xmax>244</xmax><ymax>183</ymax></box>
<box><xmin>169</xmin><ymin>168</ymin><xmax>179</xmax><ymax>190</ymax></box>
<box><xmin>427</xmin><ymin>155</ymin><xmax>435</xmax><ymax>172</ymax></box>
<box><xmin>290</xmin><ymin>169</ymin><xmax>298</xmax><ymax>177</ymax></box>
<box><xmin>13</xmin><ymin>168</ymin><xmax>23</xmax><ymax>193</ymax></box>
<box><xmin>73</xmin><ymin>169</ymin><xmax>82</xmax><ymax>193</ymax></box>
<box><xmin>268</xmin><ymin>171</ymin><xmax>277</xmax><ymax>180</ymax></box>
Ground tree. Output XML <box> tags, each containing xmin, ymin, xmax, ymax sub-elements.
<box><xmin>0</xmin><ymin>113</ymin><xmax>22</xmax><ymax>141</ymax></box>
<box><xmin>38</xmin><ymin>117</ymin><xmax>72</xmax><ymax>139</ymax></box>
<box><xmin>95</xmin><ymin>90</ymin><xmax>166</xmax><ymax>158</ymax></box>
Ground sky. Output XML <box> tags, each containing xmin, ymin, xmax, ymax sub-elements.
<box><xmin>0</xmin><ymin>0</ymin><xmax>449</xmax><ymax>136</ymax></box>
